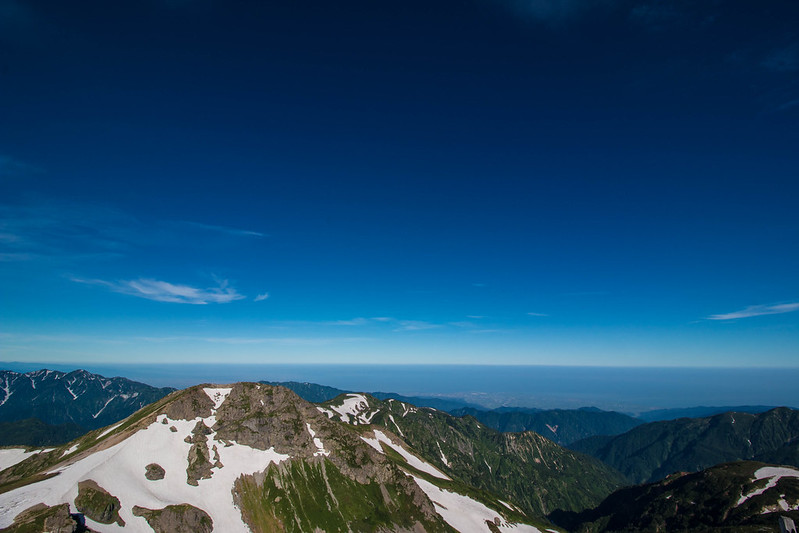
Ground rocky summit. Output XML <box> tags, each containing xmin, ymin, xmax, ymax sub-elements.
<box><xmin>0</xmin><ymin>382</ymin><xmax>558</xmax><ymax>532</ymax></box>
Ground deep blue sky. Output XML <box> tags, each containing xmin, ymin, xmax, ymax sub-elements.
<box><xmin>1</xmin><ymin>0</ymin><xmax>798</xmax><ymax>367</ymax></box>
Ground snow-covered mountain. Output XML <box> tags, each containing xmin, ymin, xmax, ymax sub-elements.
<box><xmin>0</xmin><ymin>383</ymin><xmax>555</xmax><ymax>532</ymax></box>
<box><xmin>0</xmin><ymin>369</ymin><xmax>175</xmax><ymax>436</ymax></box>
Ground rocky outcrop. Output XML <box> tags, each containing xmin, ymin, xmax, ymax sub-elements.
<box><xmin>163</xmin><ymin>387</ymin><xmax>214</xmax><ymax>421</ymax></box>
<box><xmin>186</xmin><ymin>420</ymin><xmax>214</xmax><ymax>486</ymax></box>
<box><xmin>132</xmin><ymin>504</ymin><xmax>213</xmax><ymax>533</ymax></box>
<box><xmin>74</xmin><ymin>479</ymin><xmax>125</xmax><ymax>526</ymax></box>
<box><xmin>213</xmin><ymin>383</ymin><xmax>399</xmax><ymax>485</ymax></box>
<box><xmin>2</xmin><ymin>502</ymin><xmax>78</xmax><ymax>533</ymax></box>
<box><xmin>145</xmin><ymin>463</ymin><xmax>165</xmax><ymax>480</ymax></box>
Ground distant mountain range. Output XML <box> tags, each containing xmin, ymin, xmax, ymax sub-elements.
<box><xmin>0</xmin><ymin>369</ymin><xmax>175</xmax><ymax>445</ymax></box>
<box><xmin>570</xmin><ymin>408</ymin><xmax>799</xmax><ymax>484</ymax></box>
<box><xmin>551</xmin><ymin>461</ymin><xmax>799</xmax><ymax>532</ymax></box>
<box><xmin>267</xmin><ymin>381</ymin><xmax>644</xmax><ymax>446</ymax></box>
<box><xmin>636</xmin><ymin>405</ymin><xmax>779</xmax><ymax>422</ymax></box>
<box><xmin>449</xmin><ymin>407</ymin><xmax>642</xmax><ymax>446</ymax></box>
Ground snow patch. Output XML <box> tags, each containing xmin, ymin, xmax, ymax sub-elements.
<box><xmin>412</xmin><ymin>476</ymin><xmax>542</xmax><ymax>533</ymax></box>
<box><xmin>0</xmin><ymin>448</ymin><xmax>44</xmax><ymax>472</ymax></box>
<box><xmin>203</xmin><ymin>387</ymin><xmax>232</xmax><ymax>410</ymax></box>
<box><xmin>737</xmin><ymin>466</ymin><xmax>799</xmax><ymax>506</ymax></box>
<box><xmin>306</xmin><ymin>423</ymin><xmax>330</xmax><ymax>457</ymax></box>
<box><xmin>65</xmin><ymin>444</ymin><xmax>79</xmax><ymax>455</ymax></box>
<box><xmin>388</xmin><ymin>414</ymin><xmax>404</xmax><ymax>437</ymax></box>
<box><xmin>0</xmin><ymin>375</ymin><xmax>11</xmax><ymax>407</ymax></box>
<box><xmin>401</xmin><ymin>403</ymin><xmax>417</xmax><ymax>417</ymax></box>
<box><xmin>316</xmin><ymin>406</ymin><xmax>335</xmax><ymax>419</ymax></box>
<box><xmin>0</xmin><ymin>415</ymin><xmax>290</xmax><ymax>532</ymax></box>
<box><xmin>92</xmin><ymin>397</ymin><xmax>116</xmax><ymax>419</ymax></box>
<box><xmin>362</xmin><ymin>430</ymin><xmax>450</xmax><ymax>480</ymax></box>
<box><xmin>98</xmin><ymin>423</ymin><xmax>123</xmax><ymax>439</ymax></box>
<box><xmin>329</xmin><ymin>394</ymin><xmax>379</xmax><ymax>425</ymax></box>
<box><xmin>436</xmin><ymin>441</ymin><xmax>449</xmax><ymax>467</ymax></box>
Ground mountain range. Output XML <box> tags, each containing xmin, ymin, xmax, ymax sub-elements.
<box><xmin>550</xmin><ymin>461</ymin><xmax>799</xmax><ymax>532</ymax></box>
<box><xmin>2</xmin><ymin>368</ymin><xmax>799</xmax><ymax>532</ymax></box>
<box><xmin>0</xmin><ymin>369</ymin><xmax>175</xmax><ymax>446</ymax></box>
<box><xmin>570</xmin><ymin>408</ymin><xmax>799</xmax><ymax>484</ymax></box>
<box><xmin>0</xmin><ymin>382</ymin><xmax>565</xmax><ymax>532</ymax></box>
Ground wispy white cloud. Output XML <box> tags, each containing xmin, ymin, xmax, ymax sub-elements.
<box><xmin>775</xmin><ymin>99</ymin><xmax>799</xmax><ymax>112</ymax></box>
<box><xmin>71</xmin><ymin>276</ymin><xmax>245</xmax><ymax>304</ymax></box>
<box><xmin>503</xmin><ymin>0</ymin><xmax>610</xmax><ymax>23</ymax></box>
<box><xmin>174</xmin><ymin>220</ymin><xmax>265</xmax><ymax>238</ymax></box>
<box><xmin>0</xmin><ymin>332</ymin><xmax>370</xmax><ymax>346</ymax></box>
<box><xmin>449</xmin><ymin>321</ymin><xmax>478</xmax><ymax>328</ymax></box>
<box><xmin>394</xmin><ymin>320</ymin><xmax>441</xmax><ymax>332</ymax></box>
<box><xmin>328</xmin><ymin>318</ymin><xmax>370</xmax><ymax>326</ymax></box>
<box><xmin>707</xmin><ymin>302</ymin><xmax>799</xmax><ymax>321</ymax></box>
<box><xmin>289</xmin><ymin>316</ymin><xmax>444</xmax><ymax>332</ymax></box>
<box><xmin>0</xmin><ymin>200</ymin><xmax>266</xmax><ymax>266</ymax></box>
<box><xmin>254</xmin><ymin>292</ymin><xmax>270</xmax><ymax>302</ymax></box>
<box><xmin>134</xmin><ymin>335</ymin><xmax>370</xmax><ymax>346</ymax></box>
<box><xmin>0</xmin><ymin>154</ymin><xmax>41</xmax><ymax>178</ymax></box>
<box><xmin>762</xmin><ymin>43</ymin><xmax>799</xmax><ymax>72</ymax></box>
<box><xmin>527</xmin><ymin>312</ymin><xmax>549</xmax><ymax>317</ymax></box>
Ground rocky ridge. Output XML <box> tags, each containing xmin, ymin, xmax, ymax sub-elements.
<box><xmin>0</xmin><ymin>383</ymin><xmax>551</xmax><ymax>532</ymax></box>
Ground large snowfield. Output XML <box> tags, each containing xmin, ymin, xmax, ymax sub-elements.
<box><xmin>0</xmin><ymin>388</ymin><xmax>288</xmax><ymax>532</ymax></box>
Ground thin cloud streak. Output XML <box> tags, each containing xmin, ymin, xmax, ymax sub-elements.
<box><xmin>175</xmin><ymin>220</ymin><xmax>265</xmax><ymax>238</ymax></box>
<box><xmin>0</xmin><ymin>200</ymin><xmax>265</xmax><ymax>265</ymax></box>
<box><xmin>0</xmin><ymin>332</ymin><xmax>371</xmax><ymax>346</ymax></box>
<box><xmin>71</xmin><ymin>276</ymin><xmax>245</xmax><ymax>304</ymax></box>
<box><xmin>707</xmin><ymin>302</ymin><xmax>799</xmax><ymax>320</ymax></box>
<box><xmin>254</xmin><ymin>292</ymin><xmax>270</xmax><ymax>302</ymax></box>
<box><xmin>527</xmin><ymin>312</ymin><xmax>549</xmax><ymax>317</ymax></box>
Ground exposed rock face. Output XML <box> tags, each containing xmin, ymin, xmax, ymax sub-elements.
<box><xmin>74</xmin><ymin>479</ymin><xmax>125</xmax><ymax>526</ymax></box>
<box><xmin>214</xmin><ymin>383</ymin><xmax>401</xmax><ymax>485</ymax></box>
<box><xmin>3</xmin><ymin>503</ymin><xmax>78</xmax><ymax>533</ymax></box>
<box><xmin>145</xmin><ymin>463</ymin><xmax>166</xmax><ymax>480</ymax></box>
<box><xmin>162</xmin><ymin>387</ymin><xmax>214</xmax><ymax>421</ymax></box>
<box><xmin>186</xmin><ymin>420</ymin><xmax>214</xmax><ymax>486</ymax></box>
<box><xmin>132</xmin><ymin>504</ymin><xmax>213</xmax><ymax>533</ymax></box>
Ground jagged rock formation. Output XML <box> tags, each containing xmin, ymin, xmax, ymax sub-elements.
<box><xmin>185</xmin><ymin>420</ymin><xmax>214</xmax><ymax>486</ymax></box>
<box><xmin>75</xmin><ymin>479</ymin><xmax>125</xmax><ymax>526</ymax></box>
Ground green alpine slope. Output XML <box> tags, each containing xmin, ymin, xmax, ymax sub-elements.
<box><xmin>550</xmin><ymin>460</ymin><xmax>799</xmax><ymax>532</ymax></box>
<box><xmin>570</xmin><ymin>407</ymin><xmax>799</xmax><ymax>484</ymax></box>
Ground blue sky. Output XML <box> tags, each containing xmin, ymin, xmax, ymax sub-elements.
<box><xmin>1</xmin><ymin>0</ymin><xmax>798</xmax><ymax>367</ymax></box>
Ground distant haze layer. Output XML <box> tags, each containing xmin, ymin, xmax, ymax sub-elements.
<box><xmin>2</xmin><ymin>363</ymin><xmax>797</xmax><ymax>413</ymax></box>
